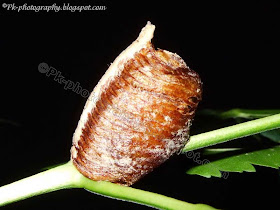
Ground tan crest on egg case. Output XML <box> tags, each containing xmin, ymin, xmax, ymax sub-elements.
<box><xmin>71</xmin><ymin>21</ymin><xmax>202</xmax><ymax>186</ymax></box>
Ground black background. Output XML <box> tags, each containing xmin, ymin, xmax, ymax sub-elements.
<box><xmin>0</xmin><ymin>1</ymin><xmax>279</xmax><ymax>210</ymax></box>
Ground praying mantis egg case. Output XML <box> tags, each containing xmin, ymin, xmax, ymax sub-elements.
<box><xmin>71</xmin><ymin>22</ymin><xmax>202</xmax><ymax>186</ymax></box>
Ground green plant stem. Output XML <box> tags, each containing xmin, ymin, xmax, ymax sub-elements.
<box><xmin>0</xmin><ymin>162</ymin><xmax>81</xmax><ymax>206</ymax></box>
<box><xmin>1</xmin><ymin>114</ymin><xmax>280</xmax><ymax>209</ymax></box>
<box><xmin>183</xmin><ymin>113</ymin><xmax>280</xmax><ymax>152</ymax></box>
<box><xmin>80</xmin><ymin>175</ymin><xmax>216</xmax><ymax>210</ymax></box>
<box><xmin>0</xmin><ymin>161</ymin><xmax>216</xmax><ymax>210</ymax></box>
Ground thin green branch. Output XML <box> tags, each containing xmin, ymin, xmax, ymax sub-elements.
<box><xmin>1</xmin><ymin>113</ymin><xmax>280</xmax><ymax>209</ymax></box>
<box><xmin>182</xmin><ymin>113</ymin><xmax>280</xmax><ymax>152</ymax></box>
<box><xmin>80</xmin><ymin>175</ymin><xmax>216</xmax><ymax>210</ymax></box>
<box><xmin>0</xmin><ymin>161</ymin><xmax>216</xmax><ymax>210</ymax></box>
<box><xmin>0</xmin><ymin>162</ymin><xmax>82</xmax><ymax>206</ymax></box>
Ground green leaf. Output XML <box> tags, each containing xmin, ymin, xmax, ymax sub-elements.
<box><xmin>186</xmin><ymin>146</ymin><xmax>280</xmax><ymax>178</ymax></box>
<box><xmin>202</xmin><ymin>148</ymin><xmax>241</xmax><ymax>155</ymax></box>
<box><xmin>260</xmin><ymin>129</ymin><xmax>280</xmax><ymax>143</ymax></box>
<box><xmin>199</xmin><ymin>108</ymin><xmax>280</xmax><ymax>120</ymax></box>
<box><xmin>219</xmin><ymin>109</ymin><xmax>280</xmax><ymax>119</ymax></box>
<box><xmin>0</xmin><ymin>118</ymin><xmax>20</xmax><ymax>126</ymax></box>
<box><xmin>198</xmin><ymin>109</ymin><xmax>280</xmax><ymax>143</ymax></box>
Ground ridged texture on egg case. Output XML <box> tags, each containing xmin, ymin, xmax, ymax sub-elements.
<box><xmin>71</xmin><ymin>22</ymin><xmax>202</xmax><ymax>186</ymax></box>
